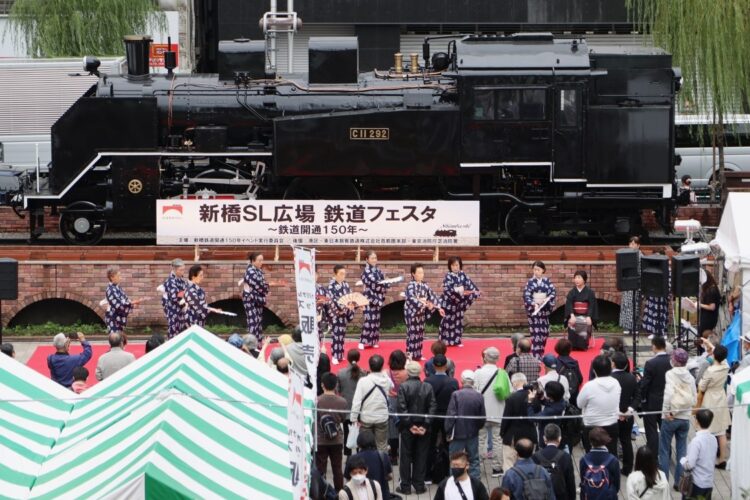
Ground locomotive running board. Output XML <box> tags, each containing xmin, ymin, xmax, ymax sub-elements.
<box><xmin>23</xmin><ymin>151</ymin><xmax>272</xmax><ymax>208</ymax></box>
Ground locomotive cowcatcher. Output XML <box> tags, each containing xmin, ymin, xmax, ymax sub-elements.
<box><xmin>8</xmin><ymin>33</ymin><xmax>681</xmax><ymax>244</ymax></box>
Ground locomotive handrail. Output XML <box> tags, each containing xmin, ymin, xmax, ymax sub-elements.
<box><xmin>22</xmin><ymin>151</ymin><xmax>271</xmax><ymax>207</ymax></box>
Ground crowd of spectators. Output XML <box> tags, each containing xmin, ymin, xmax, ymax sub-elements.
<box><xmin>1</xmin><ymin>314</ymin><xmax>740</xmax><ymax>500</ymax></box>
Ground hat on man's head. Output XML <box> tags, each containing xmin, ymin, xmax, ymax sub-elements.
<box><xmin>741</xmin><ymin>332</ymin><xmax>750</xmax><ymax>343</ymax></box>
<box><xmin>171</xmin><ymin>258</ymin><xmax>185</xmax><ymax>268</ymax></box>
<box><xmin>460</xmin><ymin>369</ymin><xmax>475</xmax><ymax>382</ymax></box>
<box><xmin>671</xmin><ymin>348</ymin><xmax>689</xmax><ymax>367</ymax></box>
<box><xmin>542</xmin><ymin>354</ymin><xmax>558</xmax><ymax>369</ymax></box>
<box><xmin>433</xmin><ymin>354</ymin><xmax>448</xmax><ymax>367</ymax></box>
<box><xmin>406</xmin><ymin>362</ymin><xmax>422</xmax><ymax>377</ymax></box>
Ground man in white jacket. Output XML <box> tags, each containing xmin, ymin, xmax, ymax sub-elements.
<box><xmin>350</xmin><ymin>354</ymin><xmax>393</xmax><ymax>452</ymax></box>
<box><xmin>658</xmin><ymin>348</ymin><xmax>696</xmax><ymax>486</ymax></box>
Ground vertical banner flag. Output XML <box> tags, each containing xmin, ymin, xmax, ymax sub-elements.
<box><xmin>287</xmin><ymin>370</ymin><xmax>307</xmax><ymax>500</ymax></box>
<box><xmin>293</xmin><ymin>246</ymin><xmax>320</xmax><ymax>385</ymax></box>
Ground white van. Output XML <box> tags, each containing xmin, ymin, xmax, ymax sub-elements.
<box><xmin>676</xmin><ymin>114</ymin><xmax>750</xmax><ymax>188</ymax></box>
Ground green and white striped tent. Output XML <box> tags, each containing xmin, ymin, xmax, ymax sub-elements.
<box><xmin>0</xmin><ymin>349</ymin><xmax>74</xmax><ymax>500</ymax></box>
<box><xmin>0</xmin><ymin>326</ymin><xmax>302</xmax><ymax>499</ymax></box>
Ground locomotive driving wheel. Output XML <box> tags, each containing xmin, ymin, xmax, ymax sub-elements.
<box><xmin>504</xmin><ymin>204</ymin><xmax>546</xmax><ymax>245</ymax></box>
<box><xmin>59</xmin><ymin>202</ymin><xmax>107</xmax><ymax>245</ymax></box>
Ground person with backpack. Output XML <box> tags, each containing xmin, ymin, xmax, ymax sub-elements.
<box><xmin>474</xmin><ymin>346</ymin><xmax>511</xmax><ymax>477</ymax></box>
<box><xmin>351</xmin><ymin>355</ymin><xmax>394</xmax><ymax>452</ymax></box>
<box><xmin>339</xmin><ymin>456</ymin><xmax>382</xmax><ymax>500</ymax></box>
<box><xmin>578</xmin><ymin>355</ymin><xmax>621</xmax><ymax>455</ymax></box>
<box><xmin>579</xmin><ymin>427</ymin><xmax>620</xmax><ymax>500</ymax></box>
<box><xmin>345</xmin><ymin>430</ymin><xmax>393</xmax><ymax>500</ymax></box>
<box><xmin>553</xmin><ymin>339</ymin><xmax>583</xmax><ymax>407</ymax></box>
<box><xmin>658</xmin><ymin>348</ymin><xmax>696</xmax><ymax>487</ymax></box>
<box><xmin>500</xmin><ymin>438</ymin><xmax>555</xmax><ymax>500</ymax></box>
<box><xmin>433</xmin><ymin>451</ymin><xmax>490</xmax><ymax>500</ymax></box>
<box><xmin>316</xmin><ymin>372</ymin><xmax>349</xmax><ymax>491</ymax></box>
<box><xmin>533</xmin><ymin>424</ymin><xmax>576</xmax><ymax>500</ymax></box>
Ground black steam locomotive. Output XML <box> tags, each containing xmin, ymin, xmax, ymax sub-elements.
<box><xmin>9</xmin><ymin>33</ymin><xmax>680</xmax><ymax>244</ymax></box>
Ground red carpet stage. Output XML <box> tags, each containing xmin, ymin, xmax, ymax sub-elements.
<box><xmin>27</xmin><ymin>337</ymin><xmax>604</xmax><ymax>387</ymax></box>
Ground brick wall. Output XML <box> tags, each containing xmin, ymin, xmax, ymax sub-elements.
<box><xmin>3</xmin><ymin>260</ymin><xmax>622</xmax><ymax>329</ymax></box>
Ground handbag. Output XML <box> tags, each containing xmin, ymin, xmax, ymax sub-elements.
<box><xmin>678</xmin><ymin>469</ymin><xmax>693</xmax><ymax>496</ymax></box>
<box><xmin>345</xmin><ymin>422</ymin><xmax>360</xmax><ymax>450</ymax></box>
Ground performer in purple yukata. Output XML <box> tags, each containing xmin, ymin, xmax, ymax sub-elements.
<box><xmin>404</xmin><ymin>263</ymin><xmax>445</xmax><ymax>361</ymax></box>
<box><xmin>241</xmin><ymin>252</ymin><xmax>269</xmax><ymax>348</ymax></box>
<box><xmin>438</xmin><ymin>256</ymin><xmax>480</xmax><ymax>347</ymax></box>
<box><xmin>523</xmin><ymin>260</ymin><xmax>556</xmax><ymax>358</ymax></box>
<box><xmin>162</xmin><ymin>258</ymin><xmax>188</xmax><ymax>339</ymax></box>
<box><xmin>359</xmin><ymin>250</ymin><xmax>390</xmax><ymax>350</ymax></box>
<box><xmin>105</xmin><ymin>268</ymin><xmax>140</xmax><ymax>334</ymax></box>
<box><xmin>328</xmin><ymin>265</ymin><xmax>356</xmax><ymax>365</ymax></box>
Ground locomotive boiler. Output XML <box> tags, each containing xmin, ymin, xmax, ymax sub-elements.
<box><xmin>8</xmin><ymin>33</ymin><xmax>680</xmax><ymax>244</ymax></box>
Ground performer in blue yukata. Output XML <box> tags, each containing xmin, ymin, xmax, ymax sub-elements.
<box><xmin>105</xmin><ymin>268</ymin><xmax>140</xmax><ymax>334</ymax></box>
<box><xmin>328</xmin><ymin>264</ymin><xmax>356</xmax><ymax>365</ymax></box>
<box><xmin>404</xmin><ymin>263</ymin><xmax>444</xmax><ymax>360</ymax></box>
<box><xmin>359</xmin><ymin>250</ymin><xmax>390</xmax><ymax>350</ymax></box>
<box><xmin>241</xmin><ymin>252</ymin><xmax>269</xmax><ymax>347</ymax></box>
<box><xmin>438</xmin><ymin>256</ymin><xmax>480</xmax><ymax>347</ymax></box>
<box><xmin>162</xmin><ymin>258</ymin><xmax>188</xmax><ymax>339</ymax></box>
<box><xmin>522</xmin><ymin>260</ymin><xmax>556</xmax><ymax>358</ymax></box>
<box><xmin>185</xmin><ymin>265</ymin><xmax>224</xmax><ymax>328</ymax></box>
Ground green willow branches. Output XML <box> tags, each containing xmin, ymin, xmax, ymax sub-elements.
<box><xmin>627</xmin><ymin>0</ymin><xmax>750</xmax><ymax>116</ymax></box>
<box><xmin>8</xmin><ymin>0</ymin><xmax>166</xmax><ymax>57</ymax></box>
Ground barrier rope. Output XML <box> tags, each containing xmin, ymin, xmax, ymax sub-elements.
<box><xmin>0</xmin><ymin>392</ymin><xmax>746</xmax><ymax>422</ymax></box>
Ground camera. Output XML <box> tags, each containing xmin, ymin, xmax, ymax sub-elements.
<box><xmin>67</xmin><ymin>331</ymin><xmax>78</xmax><ymax>341</ymax></box>
<box><xmin>523</xmin><ymin>382</ymin><xmax>540</xmax><ymax>392</ymax></box>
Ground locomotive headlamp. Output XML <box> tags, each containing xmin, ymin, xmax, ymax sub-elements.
<box><xmin>83</xmin><ymin>56</ymin><xmax>101</xmax><ymax>76</ymax></box>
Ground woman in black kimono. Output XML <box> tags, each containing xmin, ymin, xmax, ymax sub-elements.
<box><xmin>564</xmin><ymin>270</ymin><xmax>598</xmax><ymax>351</ymax></box>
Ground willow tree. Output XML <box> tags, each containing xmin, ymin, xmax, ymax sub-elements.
<box><xmin>627</xmin><ymin>0</ymin><xmax>750</xmax><ymax>201</ymax></box>
<box><xmin>8</xmin><ymin>0</ymin><xmax>165</xmax><ymax>57</ymax></box>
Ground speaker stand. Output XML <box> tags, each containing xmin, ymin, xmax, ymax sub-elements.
<box><xmin>631</xmin><ymin>291</ymin><xmax>640</xmax><ymax>368</ymax></box>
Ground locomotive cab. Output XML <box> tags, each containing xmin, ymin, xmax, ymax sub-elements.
<box><xmin>456</xmin><ymin>34</ymin><xmax>589</xmax><ymax>182</ymax></box>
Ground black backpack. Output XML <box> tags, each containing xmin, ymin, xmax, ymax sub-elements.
<box><xmin>561</xmin><ymin>403</ymin><xmax>583</xmax><ymax>447</ymax></box>
<box><xmin>429</xmin><ymin>444</ymin><xmax>450</xmax><ymax>483</ymax></box>
<box><xmin>320</xmin><ymin>414</ymin><xmax>339</xmax><ymax>441</ymax></box>
<box><xmin>557</xmin><ymin>362</ymin><xmax>580</xmax><ymax>400</ymax></box>
<box><xmin>510</xmin><ymin>465</ymin><xmax>552</xmax><ymax>500</ymax></box>
<box><xmin>534</xmin><ymin>449</ymin><xmax>567</xmax><ymax>500</ymax></box>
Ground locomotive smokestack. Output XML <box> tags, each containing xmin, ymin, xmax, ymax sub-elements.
<box><xmin>123</xmin><ymin>35</ymin><xmax>152</xmax><ymax>77</ymax></box>
<box><xmin>394</xmin><ymin>53</ymin><xmax>403</xmax><ymax>74</ymax></box>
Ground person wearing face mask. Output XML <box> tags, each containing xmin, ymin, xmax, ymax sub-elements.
<box><xmin>433</xmin><ymin>451</ymin><xmax>490</xmax><ymax>500</ymax></box>
<box><xmin>338</xmin><ymin>456</ymin><xmax>382</xmax><ymax>500</ymax></box>
<box><xmin>523</xmin><ymin>260</ymin><xmax>556</xmax><ymax>359</ymax></box>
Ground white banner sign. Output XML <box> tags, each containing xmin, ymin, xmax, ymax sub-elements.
<box><xmin>293</xmin><ymin>246</ymin><xmax>319</xmax><ymax>388</ymax></box>
<box><xmin>287</xmin><ymin>370</ymin><xmax>308</xmax><ymax>500</ymax></box>
<box><xmin>156</xmin><ymin>200</ymin><xmax>479</xmax><ymax>245</ymax></box>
